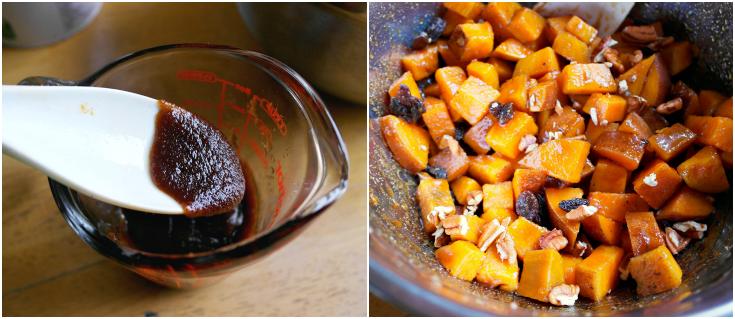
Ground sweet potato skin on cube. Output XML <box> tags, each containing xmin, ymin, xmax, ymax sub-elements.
<box><xmin>625</xmin><ymin>211</ymin><xmax>665</xmax><ymax>256</ymax></box>
<box><xmin>618</xmin><ymin>54</ymin><xmax>655</xmax><ymax>96</ymax></box>
<box><xmin>593</xmin><ymin>131</ymin><xmax>646</xmax><ymax>171</ymax></box>
<box><xmin>507</xmin><ymin>217</ymin><xmax>549</xmax><ymax>261</ymax></box>
<box><xmin>677</xmin><ymin>146</ymin><xmax>730</xmax><ymax>193</ymax></box>
<box><xmin>660</xmin><ymin>41</ymin><xmax>693</xmax><ymax>76</ymax></box>
<box><xmin>656</xmin><ymin>185</ymin><xmax>715</xmax><ymax>221</ymax></box>
<box><xmin>587</xmin><ymin>192</ymin><xmax>649</xmax><ymax>223</ymax></box>
<box><xmin>629</xmin><ymin>246</ymin><xmax>682</xmax><ymax>296</ymax></box>
<box><xmin>639</xmin><ymin>54</ymin><xmax>671</xmax><ymax>107</ymax></box>
<box><xmin>517</xmin><ymin>249</ymin><xmax>565</xmax><ymax>302</ymax></box>
<box><xmin>518</xmin><ymin>139</ymin><xmax>591</xmax><ymax>183</ymax></box>
<box><xmin>379</xmin><ymin>115</ymin><xmax>431</xmax><ymax>175</ymax></box>
<box><xmin>435</xmin><ymin>240</ymin><xmax>486</xmax><ymax>281</ymax></box>
<box><xmin>619</xmin><ymin>112</ymin><xmax>654</xmax><ymax>140</ymax></box>
<box><xmin>417</xmin><ymin>179</ymin><xmax>455</xmax><ymax>234</ymax></box>
<box><xmin>561</xmin><ymin>63</ymin><xmax>617</xmax><ymax>95</ymax></box>
<box><xmin>632</xmin><ymin>159</ymin><xmax>682</xmax><ymax>209</ymax></box>
<box><xmin>481</xmin><ymin>181</ymin><xmax>517</xmax><ymax>222</ymax></box>
<box><xmin>486</xmin><ymin>111</ymin><xmax>538</xmax><ymax>159</ymax></box>
<box><xmin>575</xmin><ymin>245</ymin><xmax>624</xmax><ymax>301</ymax></box>
<box><xmin>476</xmin><ymin>245</ymin><xmax>520</xmax><ymax>292</ymax></box>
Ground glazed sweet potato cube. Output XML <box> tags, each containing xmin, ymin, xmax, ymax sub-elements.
<box><xmin>575</xmin><ymin>245</ymin><xmax>624</xmax><ymax>301</ymax></box>
<box><xmin>435</xmin><ymin>66</ymin><xmax>467</xmax><ymax>121</ymax></box>
<box><xmin>714</xmin><ymin>97</ymin><xmax>733</xmax><ymax>119</ymax></box>
<box><xmin>561</xmin><ymin>254</ymin><xmax>584</xmax><ymax>285</ymax></box>
<box><xmin>508</xmin><ymin>7</ymin><xmax>546</xmax><ymax>43</ymax></box>
<box><xmin>585</xmin><ymin>120</ymin><xmax>618</xmax><ymax>146</ymax></box>
<box><xmin>380</xmin><ymin>115</ymin><xmax>431</xmax><ymax>175</ymax></box>
<box><xmin>639</xmin><ymin>106</ymin><xmax>669</xmax><ymax>133</ymax></box>
<box><xmin>699</xmin><ymin>90</ymin><xmax>728</xmax><ymax>116</ymax></box>
<box><xmin>476</xmin><ymin>245</ymin><xmax>520</xmax><ymax>292</ymax></box>
<box><xmin>625</xmin><ymin>211</ymin><xmax>665</xmax><ymax>257</ymax></box>
<box><xmin>589</xmin><ymin>158</ymin><xmax>628</xmax><ymax>193</ymax></box>
<box><xmin>683</xmin><ymin>115</ymin><xmax>708</xmax><ymax>139</ymax></box>
<box><xmin>647</xmin><ymin>123</ymin><xmax>697</xmax><ymax>162</ymax></box>
<box><xmin>656</xmin><ymin>185</ymin><xmax>715</xmax><ymax>221</ymax></box>
<box><xmin>672</xmin><ymin>80</ymin><xmax>702</xmax><ymax>118</ymax></box>
<box><xmin>422</xmin><ymin>97</ymin><xmax>456</xmax><ymax>145</ymax></box>
<box><xmin>507</xmin><ymin>217</ymin><xmax>549</xmax><ymax>261</ymax></box>
<box><xmin>481</xmin><ymin>181</ymin><xmax>517</xmax><ymax>222</ymax></box>
<box><xmin>677</xmin><ymin>146</ymin><xmax>730</xmax><ymax>193</ymax></box>
<box><xmin>480</xmin><ymin>2</ymin><xmax>522</xmax><ymax>42</ymax></box>
<box><xmin>450</xmin><ymin>76</ymin><xmax>499</xmax><ymax>125</ymax></box>
<box><xmin>429</xmin><ymin>147</ymin><xmax>470</xmax><ymax>182</ymax></box>
<box><xmin>514</xmin><ymin>47</ymin><xmax>561</xmax><ymax>79</ymax></box>
<box><xmin>564</xmin><ymin>15</ymin><xmax>598</xmax><ymax>44</ymax></box>
<box><xmin>527</xmin><ymin>80</ymin><xmax>559</xmax><ymax>112</ymax></box>
<box><xmin>486</xmin><ymin>111</ymin><xmax>538</xmax><ymax>159</ymax></box>
<box><xmin>535</xmin><ymin>109</ymin><xmax>553</xmax><ymax>133</ymax></box>
<box><xmin>552</xmin><ymin>31</ymin><xmax>591</xmax><ymax>63</ymax></box>
<box><xmin>435</xmin><ymin>240</ymin><xmax>486</xmax><ymax>281</ymax></box>
<box><xmin>493</xmin><ymin>38</ymin><xmax>533</xmax><ymax>62</ymax></box>
<box><xmin>466</xmin><ymin>60</ymin><xmax>500</xmax><ymax>89</ymax></box>
<box><xmin>449</xmin><ymin>22</ymin><xmax>495</xmax><ymax>62</ymax></box>
<box><xmin>620</xmin><ymin>226</ymin><xmax>633</xmax><ymax>255</ymax></box>
<box><xmin>446</xmin><ymin>215</ymin><xmax>487</xmax><ymax>244</ymax></box>
<box><xmin>512</xmin><ymin>169</ymin><xmax>547</xmax><ymax>199</ymax></box>
<box><xmin>443</xmin><ymin>2</ymin><xmax>485</xmax><ymax>20</ymax></box>
<box><xmin>488</xmin><ymin>56</ymin><xmax>516</xmax><ymax>84</ymax></box>
<box><xmin>593</xmin><ymin>131</ymin><xmax>646</xmax><ymax>171</ymax></box>
<box><xmin>497</xmin><ymin>75</ymin><xmax>529</xmax><ymax>112</ymax></box>
<box><xmin>561</xmin><ymin>63</ymin><xmax>617</xmax><ymax>95</ymax></box>
<box><xmin>720</xmin><ymin>150</ymin><xmax>733</xmax><ymax>168</ymax></box>
<box><xmin>451</xmin><ymin>176</ymin><xmax>482</xmax><ymax>206</ymax></box>
<box><xmin>546</xmin><ymin>187</ymin><xmax>584</xmax><ymax>249</ymax></box>
<box><xmin>388</xmin><ymin>71</ymin><xmax>423</xmax><ymax>100</ymax></box>
<box><xmin>468</xmin><ymin>154</ymin><xmax>514</xmax><ymax>185</ymax></box>
<box><xmin>619</xmin><ymin>112</ymin><xmax>653</xmax><ymax>140</ymax></box>
<box><xmin>423</xmin><ymin>83</ymin><xmax>441</xmax><ymax>98</ymax></box>
<box><xmin>660</xmin><ymin>41</ymin><xmax>693</xmax><ymax>76</ymax></box>
<box><xmin>401</xmin><ymin>44</ymin><xmax>439</xmax><ymax>81</ymax></box>
<box><xmin>587</xmin><ymin>192</ymin><xmax>649</xmax><ymax>223</ymax></box>
<box><xmin>463</xmin><ymin>114</ymin><xmax>493</xmax><ymax>155</ymax></box>
<box><xmin>436</xmin><ymin>39</ymin><xmax>470</xmax><ymax>70</ymax></box>
<box><xmin>441</xmin><ymin>9</ymin><xmax>473</xmax><ymax>37</ymax></box>
<box><xmin>581</xmin><ymin>213</ymin><xmax>623</xmax><ymax>246</ymax></box>
<box><xmin>583</xmin><ymin>93</ymin><xmax>627</xmax><ymax>124</ymax></box>
<box><xmin>617</xmin><ymin>54</ymin><xmax>655</xmax><ymax>96</ymax></box>
<box><xmin>699</xmin><ymin>116</ymin><xmax>733</xmax><ymax>152</ymax></box>
<box><xmin>639</xmin><ymin>54</ymin><xmax>671</xmax><ymax>107</ymax></box>
<box><xmin>417</xmin><ymin>179</ymin><xmax>455</xmax><ymax>234</ymax></box>
<box><xmin>545</xmin><ymin>16</ymin><xmax>573</xmax><ymax>43</ymax></box>
<box><xmin>629</xmin><ymin>246</ymin><xmax>682</xmax><ymax>296</ymax></box>
<box><xmin>517</xmin><ymin>249</ymin><xmax>565</xmax><ymax>302</ymax></box>
<box><xmin>518</xmin><ymin>139</ymin><xmax>591</xmax><ymax>183</ymax></box>
<box><xmin>632</xmin><ymin>159</ymin><xmax>682</xmax><ymax>209</ymax></box>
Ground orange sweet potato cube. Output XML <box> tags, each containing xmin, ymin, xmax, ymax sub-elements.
<box><xmin>450</xmin><ymin>76</ymin><xmax>499</xmax><ymax>125</ymax></box>
<box><xmin>429</xmin><ymin>147</ymin><xmax>470</xmax><ymax>182</ymax></box>
<box><xmin>436</xmin><ymin>39</ymin><xmax>471</xmax><ymax>70</ymax></box>
<box><xmin>507</xmin><ymin>217</ymin><xmax>549</xmax><ymax>261</ymax></box>
<box><xmin>581</xmin><ymin>213</ymin><xmax>623</xmax><ymax>246</ymax></box>
<box><xmin>561</xmin><ymin>254</ymin><xmax>583</xmax><ymax>285</ymax></box>
<box><xmin>480</xmin><ymin>2</ymin><xmax>522</xmax><ymax>42</ymax></box>
<box><xmin>699</xmin><ymin>90</ymin><xmax>728</xmax><ymax>116</ymax></box>
<box><xmin>648</xmin><ymin>123</ymin><xmax>697</xmax><ymax>162</ymax></box>
<box><xmin>617</xmin><ymin>54</ymin><xmax>655</xmax><ymax>96</ymax></box>
<box><xmin>476</xmin><ymin>245</ymin><xmax>520</xmax><ymax>292</ymax></box>
<box><xmin>629</xmin><ymin>246</ymin><xmax>682</xmax><ymax>296</ymax></box>
<box><xmin>468</xmin><ymin>154</ymin><xmax>514</xmax><ymax>185</ymax></box>
<box><xmin>463</xmin><ymin>114</ymin><xmax>494</xmax><ymax>155</ymax></box>
<box><xmin>545</xmin><ymin>15</ymin><xmax>573</xmax><ymax>43</ymax></box>
<box><xmin>720</xmin><ymin>150</ymin><xmax>733</xmax><ymax>168</ymax></box>
<box><xmin>546</xmin><ymin>187</ymin><xmax>584</xmax><ymax>249</ymax></box>
<box><xmin>564</xmin><ymin>15</ymin><xmax>598</xmax><ymax>44</ymax></box>
<box><xmin>621</xmin><ymin>226</ymin><xmax>633</xmax><ymax>255</ymax></box>
<box><xmin>441</xmin><ymin>9</ymin><xmax>473</xmax><ymax>37</ymax></box>
<box><xmin>575</xmin><ymin>245</ymin><xmax>624</xmax><ymax>301</ymax></box>
<box><xmin>417</xmin><ymin>179</ymin><xmax>455</xmax><ymax>234</ymax></box>
<box><xmin>593</xmin><ymin>131</ymin><xmax>646</xmax><ymax>170</ymax></box>
<box><xmin>714</xmin><ymin>97</ymin><xmax>733</xmax><ymax>119</ymax></box>
<box><xmin>660</xmin><ymin>41</ymin><xmax>693</xmax><ymax>76</ymax></box>
<box><xmin>488</xmin><ymin>56</ymin><xmax>516</xmax><ymax>84</ymax></box>
<box><xmin>625</xmin><ymin>211</ymin><xmax>665</xmax><ymax>257</ymax></box>
<box><xmin>379</xmin><ymin>115</ymin><xmax>431</xmax><ymax>175</ymax></box>
<box><xmin>435</xmin><ymin>240</ymin><xmax>486</xmax><ymax>281</ymax></box>
<box><xmin>486</xmin><ymin>111</ymin><xmax>538</xmax><ymax>159</ymax></box>
<box><xmin>632</xmin><ymin>159</ymin><xmax>682</xmax><ymax>209</ymax></box>
<box><xmin>656</xmin><ymin>185</ymin><xmax>715</xmax><ymax>221</ymax></box>
<box><xmin>435</xmin><ymin>66</ymin><xmax>467</xmax><ymax>121</ymax></box>
<box><xmin>619</xmin><ymin>112</ymin><xmax>653</xmax><ymax>140</ymax></box>
<box><xmin>639</xmin><ymin>54</ymin><xmax>671</xmax><ymax>107</ymax></box>
<box><xmin>423</xmin><ymin>83</ymin><xmax>441</xmax><ymax>98</ymax></box>
<box><xmin>561</xmin><ymin>63</ymin><xmax>618</xmax><ymax>95</ymax></box>
<box><xmin>583</xmin><ymin>93</ymin><xmax>628</xmax><ymax>124</ymax></box>
<box><xmin>587</xmin><ymin>192</ymin><xmax>649</xmax><ymax>223</ymax></box>
<box><xmin>481</xmin><ymin>181</ymin><xmax>517</xmax><ymax>222</ymax></box>
<box><xmin>528</xmin><ymin>80</ymin><xmax>560</xmax><ymax>112</ymax></box>
<box><xmin>446</xmin><ymin>215</ymin><xmax>488</xmax><ymax>244</ymax></box>
<box><xmin>517</xmin><ymin>249</ymin><xmax>565</xmax><ymax>302</ymax></box>
<box><xmin>466</xmin><ymin>60</ymin><xmax>500</xmax><ymax>89</ymax></box>
<box><xmin>640</xmin><ymin>106</ymin><xmax>670</xmax><ymax>132</ymax></box>
<box><xmin>553</xmin><ymin>31</ymin><xmax>591</xmax><ymax>63</ymax></box>
<box><xmin>518</xmin><ymin>139</ymin><xmax>591</xmax><ymax>183</ymax></box>
<box><xmin>521</xmin><ymin>33</ymin><xmax>549</xmax><ymax>52</ymax></box>
<box><xmin>443</xmin><ymin>2</ymin><xmax>485</xmax><ymax>20</ymax></box>
<box><xmin>388</xmin><ymin>71</ymin><xmax>423</xmax><ymax>100</ymax></box>
<box><xmin>493</xmin><ymin>38</ymin><xmax>534</xmax><ymax>62</ymax></box>
<box><xmin>672</xmin><ymin>80</ymin><xmax>702</xmax><ymax>118</ymax></box>
<box><xmin>512</xmin><ymin>169</ymin><xmax>547</xmax><ymax>200</ymax></box>
<box><xmin>449</xmin><ymin>22</ymin><xmax>495</xmax><ymax>62</ymax></box>
<box><xmin>450</xmin><ymin>176</ymin><xmax>482</xmax><ymax>206</ymax></box>
<box><xmin>514</xmin><ymin>47</ymin><xmax>561</xmax><ymax>79</ymax></box>
<box><xmin>508</xmin><ymin>7</ymin><xmax>546</xmax><ymax>43</ymax></box>
<box><xmin>497</xmin><ymin>74</ymin><xmax>529</xmax><ymax>112</ymax></box>
<box><xmin>538</xmin><ymin>105</ymin><xmax>586</xmax><ymax>143</ymax></box>
<box><xmin>589</xmin><ymin>158</ymin><xmax>628</xmax><ymax>193</ymax></box>
<box><xmin>422</xmin><ymin>97</ymin><xmax>456</xmax><ymax>145</ymax></box>
<box><xmin>677</xmin><ymin>146</ymin><xmax>730</xmax><ymax>193</ymax></box>
<box><xmin>585</xmin><ymin>121</ymin><xmax>619</xmax><ymax>146</ymax></box>
<box><xmin>699</xmin><ymin>116</ymin><xmax>733</xmax><ymax>152</ymax></box>
<box><xmin>401</xmin><ymin>44</ymin><xmax>439</xmax><ymax>81</ymax></box>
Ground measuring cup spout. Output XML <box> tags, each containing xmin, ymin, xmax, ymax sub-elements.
<box><xmin>18</xmin><ymin>76</ymin><xmax>79</xmax><ymax>87</ymax></box>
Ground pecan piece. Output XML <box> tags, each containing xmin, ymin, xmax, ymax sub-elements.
<box><xmin>618</xmin><ymin>252</ymin><xmax>634</xmax><ymax>280</ymax></box>
<box><xmin>548</xmin><ymin>284</ymin><xmax>580</xmax><ymax>306</ymax></box>
<box><xmin>466</xmin><ymin>190</ymin><xmax>483</xmax><ymax>206</ymax></box>
<box><xmin>626</xmin><ymin>94</ymin><xmax>648</xmax><ymax>114</ymax></box>
<box><xmin>622</xmin><ymin>25</ymin><xmax>658</xmax><ymax>44</ymax></box>
<box><xmin>555</xmin><ymin>100</ymin><xmax>564</xmax><ymax>115</ymax></box>
<box><xmin>664</xmin><ymin>227</ymin><xmax>690</xmax><ymax>254</ymax></box>
<box><xmin>539</xmin><ymin>229</ymin><xmax>568</xmax><ymax>251</ymax></box>
<box><xmin>432</xmin><ymin>225</ymin><xmax>450</xmax><ymax>247</ymax></box>
<box><xmin>496</xmin><ymin>231</ymin><xmax>517</xmax><ymax>265</ymax></box>
<box><xmin>591</xmin><ymin>36</ymin><xmax>617</xmax><ymax>63</ymax></box>
<box><xmin>565</xmin><ymin>205</ymin><xmax>598</xmax><ymax>222</ymax></box>
<box><xmin>648</xmin><ymin>36</ymin><xmax>675</xmax><ymax>51</ymax></box>
<box><xmin>478</xmin><ymin>219</ymin><xmax>506</xmax><ymax>252</ymax></box>
<box><xmin>656</xmin><ymin>97</ymin><xmax>683</xmax><ymax>114</ymax></box>
<box><xmin>629</xmin><ymin>50</ymin><xmax>643</xmax><ymax>66</ymax></box>
<box><xmin>443</xmin><ymin>215</ymin><xmax>469</xmax><ymax>236</ymax></box>
<box><xmin>518</xmin><ymin>134</ymin><xmax>538</xmax><ymax>153</ymax></box>
<box><xmin>439</xmin><ymin>134</ymin><xmax>461</xmax><ymax>155</ymax></box>
<box><xmin>427</xmin><ymin>205</ymin><xmax>455</xmax><ymax>227</ymax></box>
<box><xmin>673</xmin><ymin>220</ymin><xmax>707</xmax><ymax>239</ymax></box>
<box><xmin>603</xmin><ymin>48</ymin><xmax>625</xmax><ymax>74</ymax></box>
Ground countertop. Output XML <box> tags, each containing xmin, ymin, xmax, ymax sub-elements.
<box><xmin>2</xmin><ymin>3</ymin><xmax>367</xmax><ymax>316</ymax></box>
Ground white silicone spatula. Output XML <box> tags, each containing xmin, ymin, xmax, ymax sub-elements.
<box><xmin>533</xmin><ymin>2</ymin><xmax>635</xmax><ymax>38</ymax></box>
<box><xmin>2</xmin><ymin>85</ymin><xmax>184</xmax><ymax>215</ymax></box>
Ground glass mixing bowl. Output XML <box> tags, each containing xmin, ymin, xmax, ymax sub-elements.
<box><xmin>369</xmin><ymin>2</ymin><xmax>732</xmax><ymax>316</ymax></box>
<box><xmin>20</xmin><ymin>44</ymin><xmax>349</xmax><ymax>288</ymax></box>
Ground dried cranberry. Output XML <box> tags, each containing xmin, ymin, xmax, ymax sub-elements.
<box><xmin>558</xmin><ymin>198</ymin><xmax>590</xmax><ymax>212</ymax></box>
<box><xmin>516</xmin><ymin>190</ymin><xmax>541</xmax><ymax>225</ymax></box>
<box><xmin>425</xmin><ymin>17</ymin><xmax>446</xmax><ymax>42</ymax></box>
<box><xmin>488</xmin><ymin>101</ymin><xmax>515</xmax><ymax>125</ymax></box>
<box><xmin>426</xmin><ymin>165</ymin><xmax>448</xmax><ymax>180</ymax></box>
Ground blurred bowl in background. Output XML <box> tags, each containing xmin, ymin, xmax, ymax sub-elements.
<box><xmin>238</xmin><ymin>3</ymin><xmax>366</xmax><ymax>104</ymax></box>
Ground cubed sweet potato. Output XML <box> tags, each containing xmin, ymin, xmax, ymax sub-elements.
<box><xmin>423</xmin><ymin>83</ymin><xmax>441</xmax><ymax>98</ymax></box>
<box><xmin>552</xmin><ymin>31</ymin><xmax>591</xmax><ymax>63</ymax></box>
<box><xmin>639</xmin><ymin>54</ymin><xmax>671</xmax><ymax>107</ymax></box>
<box><xmin>561</xmin><ymin>63</ymin><xmax>617</xmax><ymax>95</ymax></box>
<box><xmin>443</xmin><ymin>2</ymin><xmax>485</xmax><ymax>20</ymax></box>
<box><xmin>720</xmin><ymin>150</ymin><xmax>733</xmax><ymax>168</ymax></box>
<box><xmin>699</xmin><ymin>90</ymin><xmax>728</xmax><ymax>116</ymax></box>
<box><xmin>463</xmin><ymin>114</ymin><xmax>494</xmax><ymax>155</ymax></box>
<box><xmin>449</xmin><ymin>22</ymin><xmax>495</xmax><ymax>62</ymax></box>
<box><xmin>467</xmin><ymin>60</ymin><xmax>500</xmax><ymax>89</ymax></box>
<box><xmin>677</xmin><ymin>146</ymin><xmax>730</xmax><ymax>193</ymax></box>
<box><xmin>507</xmin><ymin>217</ymin><xmax>549</xmax><ymax>261</ymax></box>
<box><xmin>639</xmin><ymin>106</ymin><xmax>669</xmax><ymax>133</ymax></box>
<box><xmin>625</xmin><ymin>211</ymin><xmax>665</xmax><ymax>257</ymax></box>
<box><xmin>528</xmin><ymin>80</ymin><xmax>560</xmax><ymax>112</ymax></box>
<box><xmin>632</xmin><ymin>159</ymin><xmax>682</xmax><ymax>209</ymax></box>
<box><xmin>480</xmin><ymin>2</ymin><xmax>522</xmax><ymax>42</ymax></box>
<box><xmin>417</xmin><ymin>179</ymin><xmax>455</xmax><ymax>234</ymax></box>
<box><xmin>593</xmin><ymin>131</ymin><xmax>646</xmax><ymax>171</ymax></box>
<box><xmin>388</xmin><ymin>71</ymin><xmax>423</xmax><ymax>100</ymax></box>
<box><xmin>401</xmin><ymin>44</ymin><xmax>439</xmax><ymax>81</ymax></box>
<box><xmin>521</xmin><ymin>30</ymin><xmax>550</xmax><ymax>51</ymax></box>
<box><xmin>619</xmin><ymin>112</ymin><xmax>653</xmax><ymax>140</ymax></box>
<box><xmin>446</xmin><ymin>214</ymin><xmax>488</xmax><ymax>244</ymax></box>
<box><xmin>581</xmin><ymin>213</ymin><xmax>623</xmax><ymax>246</ymax></box>
<box><xmin>450</xmin><ymin>76</ymin><xmax>499</xmax><ymax>125</ymax></box>
<box><xmin>629</xmin><ymin>246</ymin><xmax>682</xmax><ymax>296</ymax></box>
<box><xmin>512</xmin><ymin>169</ymin><xmax>547</xmax><ymax>200</ymax></box>
<box><xmin>380</xmin><ymin>115</ymin><xmax>431</xmax><ymax>175</ymax></box>
<box><xmin>476</xmin><ymin>245</ymin><xmax>520</xmax><ymax>292</ymax></box>
<box><xmin>517</xmin><ymin>249</ymin><xmax>565</xmax><ymax>302</ymax></box>
<box><xmin>587</xmin><ymin>192</ymin><xmax>649</xmax><ymax>223</ymax></box>
<box><xmin>508</xmin><ymin>7</ymin><xmax>546</xmax><ymax>43</ymax></box>
<box><xmin>422</xmin><ymin>97</ymin><xmax>456</xmax><ymax>145</ymax></box>
<box><xmin>714</xmin><ymin>97</ymin><xmax>733</xmax><ymax>119</ymax></box>
<box><xmin>621</xmin><ymin>226</ymin><xmax>633</xmax><ymax>255</ymax></box>
<box><xmin>486</xmin><ymin>111</ymin><xmax>539</xmax><ymax>159</ymax></box>
<box><xmin>699</xmin><ymin>116</ymin><xmax>733</xmax><ymax>152</ymax></box>
<box><xmin>435</xmin><ymin>66</ymin><xmax>468</xmax><ymax>121</ymax></box>
<box><xmin>561</xmin><ymin>253</ymin><xmax>584</xmax><ymax>285</ymax></box>
<box><xmin>441</xmin><ymin>9</ymin><xmax>473</xmax><ymax>37</ymax></box>
<box><xmin>546</xmin><ymin>187</ymin><xmax>584</xmax><ymax>249</ymax></box>
<box><xmin>647</xmin><ymin>123</ymin><xmax>697</xmax><ymax>162</ymax></box>
<box><xmin>564</xmin><ymin>15</ymin><xmax>598</xmax><ymax>44</ymax></box>
<box><xmin>660</xmin><ymin>41</ymin><xmax>693</xmax><ymax>76</ymax></box>
<box><xmin>435</xmin><ymin>240</ymin><xmax>486</xmax><ymax>281</ymax></box>
<box><xmin>450</xmin><ymin>176</ymin><xmax>482</xmax><ymax>206</ymax></box>
<box><xmin>429</xmin><ymin>147</ymin><xmax>470</xmax><ymax>182</ymax></box>
<box><xmin>655</xmin><ymin>185</ymin><xmax>715</xmax><ymax>221</ymax></box>
<box><xmin>585</xmin><ymin>120</ymin><xmax>618</xmax><ymax>146</ymax></box>
<box><xmin>583</xmin><ymin>93</ymin><xmax>627</xmax><ymax>124</ymax></box>
<box><xmin>575</xmin><ymin>245</ymin><xmax>624</xmax><ymax>301</ymax></box>
<box><xmin>514</xmin><ymin>47</ymin><xmax>561</xmax><ymax>79</ymax></box>
<box><xmin>497</xmin><ymin>74</ymin><xmax>529</xmax><ymax>112</ymax></box>
<box><xmin>488</xmin><ymin>56</ymin><xmax>516</xmax><ymax>84</ymax></box>
<box><xmin>672</xmin><ymin>81</ymin><xmax>702</xmax><ymax>118</ymax></box>
<box><xmin>493</xmin><ymin>38</ymin><xmax>534</xmax><ymax>62</ymax></box>
<box><xmin>481</xmin><ymin>181</ymin><xmax>517</xmax><ymax>222</ymax></box>
<box><xmin>518</xmin><ymin>139</ymin><xmax>591</xmax><ymax>183</ymax></box>
<box><xmin>545</xmin><ymin>15</ymin><xmax>573</xmax><ymax>43</ymax></box>
<box><xmin>589</xmin><ymin>158</ymin><xmax>628</xmax><ymax>193</ymax></box>
<box><xmin>436</xmin><ymin>39</ymin><xmax>471</xmax><ymax>70</ymax></box>
<box><xmin>468</xmin><ymin>154</ymin><xmax>514</xmax><ymax>185</ymax></box>
<box><xmin>617</xmin><ymin>54</ymin><xmax>655</xmax><ymax>96</ymax></box>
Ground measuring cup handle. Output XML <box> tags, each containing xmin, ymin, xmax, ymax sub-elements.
<box><xmin>18</xmin><ymin>76</ymin><xmax>78</xmax><ymax>86</ymax></box>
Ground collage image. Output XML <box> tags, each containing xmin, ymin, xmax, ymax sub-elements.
<box><xmin>2</xmin><ymin>1</ymin><xmax>733</xmax><ymax>317</ymax></box>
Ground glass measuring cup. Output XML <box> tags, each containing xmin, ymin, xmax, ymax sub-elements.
<box><xmin>19</xmin><ymin>44</ymin><xmax>349</xmax><ymax>288</ymax></box>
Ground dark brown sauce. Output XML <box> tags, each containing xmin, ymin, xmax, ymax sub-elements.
<box><xmin>150</xmin><ymin>100</ymin><xmax>245</xmax><ymax>218</ymax></box>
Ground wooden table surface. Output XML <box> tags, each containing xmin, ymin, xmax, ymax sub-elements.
<box><xmin>2</xmin><ymin>3</ymin><xmax>367</xmax><ymax>316</ymax></box>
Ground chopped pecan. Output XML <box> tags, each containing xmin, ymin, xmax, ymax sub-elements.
<box><xmin>618</xmin><ymin>252</ymin><xmax>634</xmax><ymax>280</ymax></box>
<box><xmin>548</xmin><ymin>284</ymin><xmax>580</xmax><ymax>306</ymax></box>
<box><xmin>478</xmin><ymin>219</ymin><xmax>506</xmax><ymax>252</ymax></box>
<box><xmin>432</xmin><ymin>225</ymin><xmax>450</xmax><ymax>247</ymax></box>
<box><xmin>622</xmin><ymin>25</ymin><xmax>658</xmax><ymax>44</ymax></box>
<box><xmin>565</xmin><ymin>205</ymin><xmax>598</xmax><ymax>222</ymax></box>
<box><xmin>463</xmin><ymin>205</ymin><xmax>478</xmax><ymax>216</ymax></box>
<box><xmin>571</xmin><ymin>240</ymin><xmax>588</xmax><ymax>257</ymax></box>
<box><xmin>496</xmin><ymin>231</ymin><xmax>517</xmax><ymax>265</ymax></box>
<box><xmin>618</xmin><ymin>79</ymin><xmax>629</xmax><ymax>94</ymax></box>
<box><xmin>629</xmin><ymin>50</ymin><xmax>643</xmax><ymax>66</ymax></box>
<box><xmin>500</xmin><ymin>216</ymin><xmax>511</xmax><ymax>229</ymax></box>
<box><xmin>656</xmin><ymin>97</ymin><xmax>683</xmax><ymax>114</ymax></box>
<box><xmin>664</xmin><ymin>227</ymin><xmax>691</xmax><ymax>254</ymax></box>
<box><xmin>591</xmin><ymin>36</ymin><xmax>618</xmax><ymax>63</ymax></box>
<box><xmin>443</xmin><ymin>215</ymin><xmax>469</xmax><ymax>236</ymax></box>
<box><xmin>673</xmin><ymin>221</ymin><xmax>707</xmax><ymax>239</ymax></box>
<box><xmin>466</xmin><ymin>190</ymin><xmax>483</xmax><ymax>206</ymax></box>
<box><xmin>555</xmin><ymin>100</ymin><xmax>564</xmax><ymax>115</ymax></box>
<box><xmin>427</xmin><ymin>205</ymin><xmax>455</xmax><ymax>226</ymax></box>
<box><xmin>539</xmin><ymin>229</ymin><xmax>568</xmax><ymax>251</ymax></box>
<box><xmin>603</xmin><ymin>48</ymin><xmax>625</xmax><ymax>74</ymax></box>
<box><xmin>439</xmin><ymin>134</ymin><xmax>461</xmax><ymax>155</ymax></box>
<box><xmin>518</xmin><ymin>134</ymin><xmax>538</xmax><ymax>153</ymax></box>
<box><xmin>642</xmin><ymin>172</ymin><xmax>658</xmax><ymax>186</ymax></box>
<box><xmin>648</xmin><ymin>36</ymin><xmax>675</xmax><ymax>51</ymax></box>
<box><xmin>626</xmin><ymin>94</ymin><xmax>648</xmax><ymax>114</ymax></box>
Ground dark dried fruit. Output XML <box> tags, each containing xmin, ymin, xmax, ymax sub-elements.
<box><xmin>454</xmin><ymin>121</ymin><xmax>471</xmax><ymax>141</ymax></box>
<box><xmin>516</xmin><ymin>190</ymin><xmax>541</xmax><ymax>225</ymax></box>
<box><xmin>413</xmin><ymin>32</ymin><xmax>430</xmax><ymax>50</ymax></box>
<box><xmin>559</xmin><ymin>198</ymin><xmax>590</xmax><ymax>212</ymax></box>
<box><xmin>545</xmin><ymin>176</ymin><xmax>572</xmax><ymax>189</ymax></box>
<box><xmin>488</xmin><ymin>101</ymin><xmax>515</xmax><ymax>125</ymax></box>
<box><xmin>535</xmin><ymin>192</ymin><xmax>548</xmax><ymax>227</ymax></box>
<box><xmin>426</xmin><ymin>165</ymin><xmax>448</xmax><ymax>180</ymax></box>
<box><xmin>425</xmin><ymin>17</ymin><xmax>446</xmax><ymax>42</ymax></box>
<box><xmin>390</xmin><ymin>83</ymin><xmax>425</xmax><ymax>124</ymax></box>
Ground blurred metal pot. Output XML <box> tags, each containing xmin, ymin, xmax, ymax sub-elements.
<box><xmin>238</xmin><ymin>3</ymin><xmax>366</xmax><ymax>104</ymax></box>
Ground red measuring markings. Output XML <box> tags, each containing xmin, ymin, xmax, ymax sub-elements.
<box><xmin>269</xmin><ymin>160</ymin><xmax>286</xmax><ymax>229</ymax></box>
<box><xmin>242</xmin><ymin>136</ymin><xmax>269</xmax><ymax>169</ymax></box>
<box><xmin>253</xmin><ymin>95</ymin><xmax>287</xmax><ymax>136</ymax></box>
<box><xmin>176</xmin><ymin>70</ymin><xmax>218</xmax><ymax>83</ymax></box>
